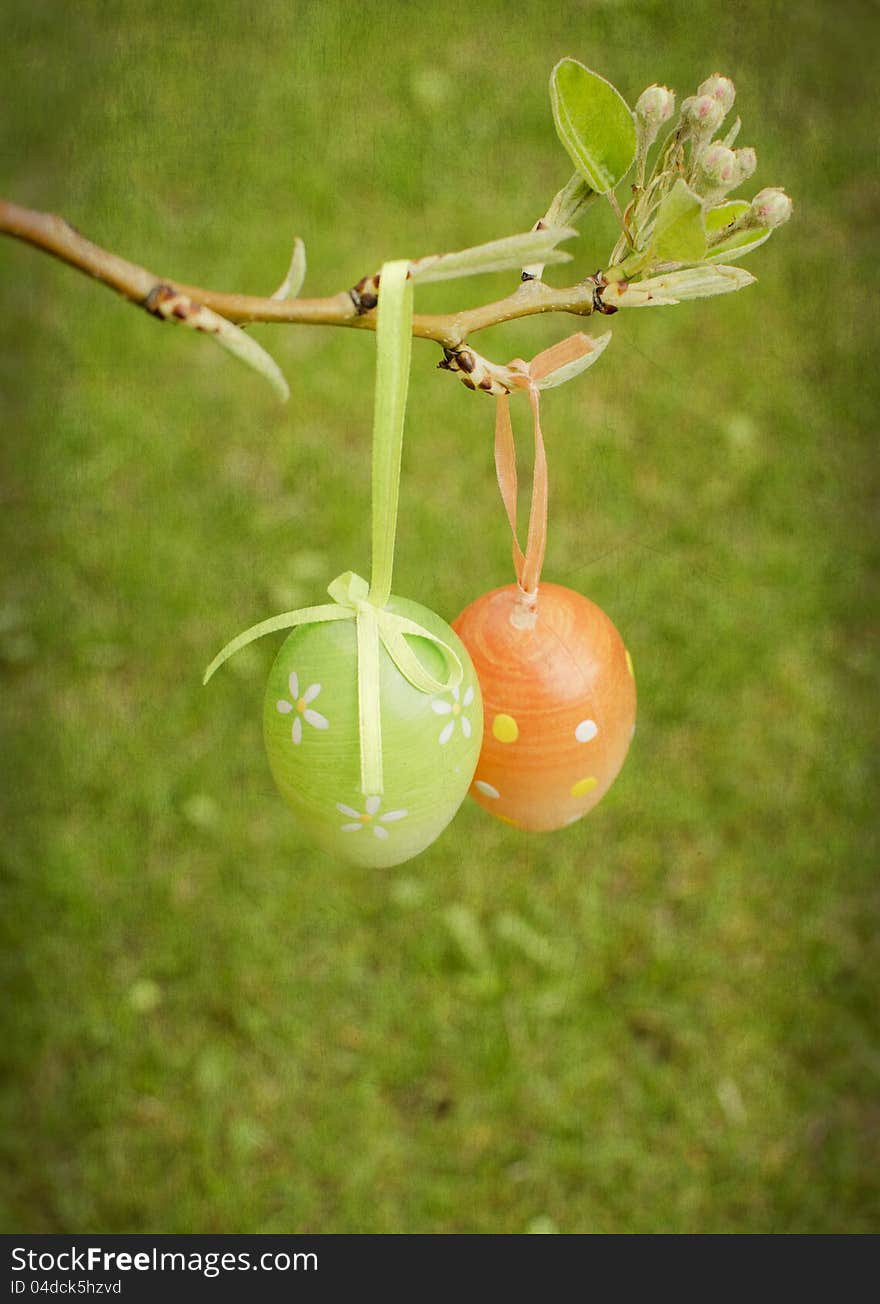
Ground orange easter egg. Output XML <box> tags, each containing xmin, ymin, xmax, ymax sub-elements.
<box><xmin>453</xmin><ymin>582</ymin><xmax>636</xmax><ymax>832</ymax></box>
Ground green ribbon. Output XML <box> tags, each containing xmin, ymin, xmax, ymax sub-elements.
<box><xmin>205</xmin><ymin>261</ymin><xmax>462</xmax><ymax>796</ymax></box>
<box><xmin>368</xmin><ymin>259</ymin><xmax>412</xmax><ymax>608</ymax></box>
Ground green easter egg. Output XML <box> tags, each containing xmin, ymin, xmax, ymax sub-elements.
<box><xmin>263</xmin><ymin>595</ymin><xmax>482</xmax><ymax>868</ymax></box>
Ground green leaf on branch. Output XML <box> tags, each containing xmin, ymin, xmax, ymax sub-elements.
<box><xmin>705</xmin><ymin>201</ymin><xmax>771</xmax><ymax>262</ymax></box>
<box><xmin>549</xmin><ymin>59</ymin><xmax>636</xmax><ymax>194</ymax></box>
<box><xmin>707</xmin><ymin>228</ymin><xmax>770</xmax><ymax>261</ymax></box>
<box><xmin>147</xmin><ymin>287</ymin><xmax>290</xmax><ymax>402</ymax></box>
<box><xmin>651</xmin><ymin>179</ymin><xmax>708</xmax><ymax>263</ymax></box>
<box><xmin>522</xmin><ymin>176</ymin><xmax>596</xmax><ymax>279</ymax></box>
<box><xmin>602</xmin><ymin>263</ymin><xmax>756</xmax><ymax>309</ymax></box>
<box><xmin>543</xmin><ymin>173</ymin><xmax>598</xmax><ymax>229</ymax></box>
<box><xmin>271</xmin><ymin>237</ymin><xmax>307</xmax><ymax>300</ymax></box>
<box><xmin>721</xmin><ymin>117</ymin><xmax>742</xmax><ymax>148</ymax></box>
<box><xmin>212</xmin><ymin>314</ymin><xmax>291</xmax><ymax>402</ymax></box>
<box><xmin>705</xmin><ymin>200</ymin><xmax>750</xmax><ymax>232</ymax></box>
<box><xmin>409</xmin><ymin>227</ymin><xmax>576</xmax><ymax>284</ymax></box>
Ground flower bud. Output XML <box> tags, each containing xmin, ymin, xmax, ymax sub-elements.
<box><xmin>698</xmin><ymin>74</ymin><xmax>736</xmax><ymax>115</ymax></box>
<box><xmin>694</xmin><ymin>142</ymin><xmax>739</xmax><ymax>196</ymax></box>
<box><xmin>681</xmin><ymin>94</ymin><xmax>726</xmax><ymax>138</ymax></box>
<box><xmin>635</xmin><ymin>84</ymin><xmax>676</xmax><ymax>129</ymax></box>
<box><xmin>750</xmin><ymin>187</ymin><xmax>793</xmax><ymax>228</ymax></box>
<box><xmin>734</xmin><ymin>147</ymin><xmax>757</xmax><ymax>183</ymax></box>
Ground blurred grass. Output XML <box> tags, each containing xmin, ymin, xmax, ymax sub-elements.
<box><xmin>0</xmin><ymin>0</ymin><xmax>877</xmax><ymax>1233</ymax></box>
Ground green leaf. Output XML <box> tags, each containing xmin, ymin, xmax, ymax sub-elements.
<box><xmin>208</xmin><ymin>312</ymin><xmax>290</xmax><ymax>402</ymax></box>
<box><xmin>602</xmin><ymin>263</ymin><xmax>755</xmax><ymax>309</ymax></box>
<box><xmin>549</xmin><ymin>59</ymin><xmax>636</xmax><ymax>194</ymax></box>
<box><xmin>148</xmin><ymin>287</ymin><xmax>290</xmax><ymax>401</ymax></box>
<box><xmin>409</xmin><ymin>227</ymin><xmax>575</xmax><ymax>284</ymax></box>
<box><xmin>705</xmin><ymin>201</ymin><xmax>770</xmax><ymax>262</ymax></box>
<box><xmin>271</xmin><ymin>237</ymin><xmax>307</xmax><ymax>300</ymax></box>
<box><xmin>707</xmin><ymin>229</ymin><xmax>771</xmax><ymax>262</ymax></box>
<box><xmin>721</xmin><ymin>116</ymin><xmax>742</xmax><ymax>148</ymax></box>
<box><xmin>705</xmin><ymin>201</ymin><xmax>750</xmax><ymax>233</ymax></box>
<box><xmin>651</xmin><ymin>179</ymin><xmax>708</xmax><ymax>263</ymax></box>
<box><xmin>543</xmin><ymin>172</ymin><xmax>598</xmax><ymax>228</ymax></box>
<box><xmin>522</xmin><ymin>178</ymin><xmax>595</xmax><ymax>279</ymax></box>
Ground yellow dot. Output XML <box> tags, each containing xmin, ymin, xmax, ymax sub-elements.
<box><xmin>296</xmin><ymin>697</ymin><xmax>307</xmax><ymax>712</ymax></box>
<box><xmin>359</xmin><ymin>812</ymin><xmax>371</xmax><ymax>823</ymax></box>
<box><xmin>492</xmin><ymin>713</ymin><xmax>519</xmax><ymax>743</ymax></box>
<box><xmin>570</xmin><ymin>776</ymin><xmax>598</xmax><ymax>798</ymax></box>
<box><xmin>625</xmin><ymin>649</ymin><xmax>634</xmax><ymax>678</ymax></box>
<box><xmin>452</xmin><ymin>703</ymin><xmax>461</xmax><ymax>716</ymax></box>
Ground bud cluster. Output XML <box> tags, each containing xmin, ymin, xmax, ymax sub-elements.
<box><xmin>608</xmin><ymin>69</ymin><xmax>792</xmax><ymax>279</ymax></box>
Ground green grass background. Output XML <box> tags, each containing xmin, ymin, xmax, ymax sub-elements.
<box><xmin>1</xmin><ymin>0</ymin><xmax>877</xmax><ymax>1233</ymax></box>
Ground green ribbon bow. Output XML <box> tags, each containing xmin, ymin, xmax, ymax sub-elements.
<box><xmin>204</xmin><ymin>260</ymin><xmax>462</xmax><ymax>796</ymax></box>
<box><xmin>203</xmin><ymin>570</ymin><xmax>462</xmax><ymax>796</ymax></box>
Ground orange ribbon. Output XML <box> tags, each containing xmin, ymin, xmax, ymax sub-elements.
<box><xmin>494</xmin><ymin>334</ymin><xmax>597</xmax><ymax>604</ymax></box>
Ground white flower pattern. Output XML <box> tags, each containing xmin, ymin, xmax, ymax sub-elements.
<box><xmin>337</xmin><ymin>796</ymin><xmax>408</xmax><ymax>839</ymax></box>
<box><xmin>276</xmin><ymin>671</ymin><xmax>329</xmax><ymax>744</ymax></box>
<box><xmin>431</xmin><ymin>684</ymin><xmax>475</xmax><ymax>745</ymax></box>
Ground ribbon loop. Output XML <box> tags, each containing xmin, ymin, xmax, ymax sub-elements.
<box><xmin>202</xmin><ymin>602</ymin><xmax>348</xmax><ymax>686</ymax></box>
<box><xmin>378</xmin><ymin>616</ymin><xmax>463</xmax><ymax>696</ymax></box>
<box><xmin>327</xmin><ymin>570</ymin><xmax>370</xmax><ymax>609</ymax></box>
<box><xmin>494</xmin><ymin>373</ymin><xmax>548</xmax><ymax>602</ymax></box>
<box><xmin>494</xmin><ymin>333</ymin><xmax>604</xmax><ymax>606</ymax></box>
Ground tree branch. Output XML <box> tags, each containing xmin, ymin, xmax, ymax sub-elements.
<box><xmin>0</xmin><ymin>199</ymin><xmax>600</xmax><ymax>352</ymax></box>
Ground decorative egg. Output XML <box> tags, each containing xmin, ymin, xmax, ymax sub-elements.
<box><xmin>453</xmin><ymin>582</ymin><xmax>636</xmax><ymax>832</ymax></box>
<box><xmin>263</xmin><ymin>594</ymin><xmax>482</xmax><ymax>868</ymax></box>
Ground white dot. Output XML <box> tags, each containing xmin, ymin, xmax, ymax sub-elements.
<box><xmin>575</xmin><ymin>719</ymin><xmax>598</xmax><ymax>743</ymax></box>
<box><xmin>475</xmin><ymin>780</ymin><xmax>500</xmax><ymax>800</ymax></box>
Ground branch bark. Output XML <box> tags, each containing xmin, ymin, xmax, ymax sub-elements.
<box><xmin>0</xmin><ymin>199</ymin><xmax>600</xmax><ymax>352</ymax></box>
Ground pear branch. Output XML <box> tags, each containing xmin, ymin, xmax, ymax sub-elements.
<box><xmin>0</xmin><ymin>199</ymin><xmax>604</xmax><ymax>355</ymax></box>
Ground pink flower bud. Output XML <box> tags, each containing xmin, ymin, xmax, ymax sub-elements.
<box><xmin>698</xmin><ymin>74</ymin><xmax>736</xmax><ymax>115</ymax></box>
<box><xmin>695</xmin><ymin>143</ymin><xmax>739</xmax><ymax>194</ymax></box>
<box><xmin>734</xmin><ymin>147</ymin><xmax>757</xmax><ymax>183</ymax></box>
<box><xmin>635</xmin><ymin>84</ymin><xmax>676</xmax><ymax>128</ymax></box>
<box><xmin>750</xmin><ymin>187</ymin><xmax>793</xmax><ymax>228</ymax></box>
<box><xmin>681</xmin><ymin>94</ymin><xmax>726</xmax><ymax>137</ymax></box>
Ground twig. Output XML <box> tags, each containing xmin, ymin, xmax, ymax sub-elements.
<box><xmin>0</xmin><ymin>199</ymin><xmax>600</xmax><ymax>352</ymax></box>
